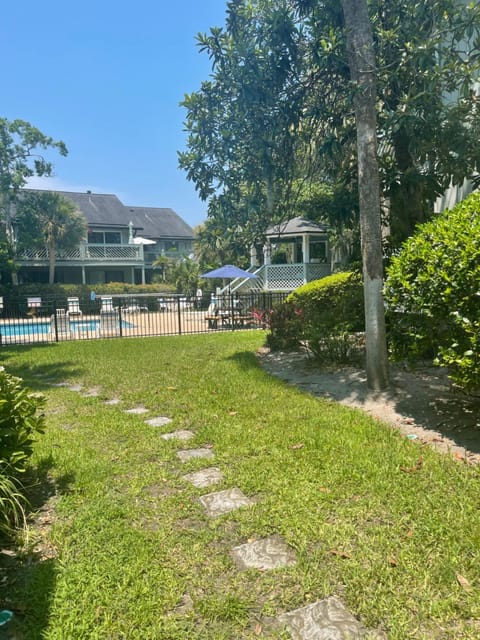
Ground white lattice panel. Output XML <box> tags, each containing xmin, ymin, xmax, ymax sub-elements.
<box><xmin>306</xmin><ymin>264</ymin><xmax>330</xmax><ymax>281</ymax></box>
<box><xmin>265</xmin><ymin>264</ymin><xmax>305</xmax><ymax>290</ymax></box>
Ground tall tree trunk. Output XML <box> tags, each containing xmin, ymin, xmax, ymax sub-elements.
<box><xmin>341</xmin><ymin>0</ymin><xmax>389</xmax><ymax>390</ymax></box>
<box><xmin>48</xmin><ymin>241</ymin><xmax>56</xmax><ymax>285</ymax></box>
<box><xmin>1</xmin><ymin>192</ymin><xmax>18</xmax><ymax>285</ymax></box>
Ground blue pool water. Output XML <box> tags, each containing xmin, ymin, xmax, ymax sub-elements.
<box><xmin>0</xmin><ymin>319</ymin><xmax>134</xmax><ymax>338</ymax></box>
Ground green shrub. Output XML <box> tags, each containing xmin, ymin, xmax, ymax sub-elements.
<box><xmin>266</xmin><ymin>272</ymin><xmax>364</xmax><ymax>358</ymax></box>
<box><xmin>0</xmin><ymin>367</ymin><xmax>46</xmax><ymax>474</ymax></box>
<box><xmin>0</xmin><ymin>472</ymin><xmax>27</xmax><ymax>536</ymax></box>
<box><xmin>0</xmin><ymin>368</ymin><xmax>45</xmax><ymax>536</ymax></box>
<box><xmin>385</xmin><ymin>191</ymin><xmax>480</xmax><ymax>393</ymax></box>
<box><xmin>287</xmin><ymin>271</ymin><xmax>364</xmax><ymax>331</ymax></box>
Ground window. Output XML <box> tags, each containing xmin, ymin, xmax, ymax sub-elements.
<box><xmin>310</xmin><ymin>240</ymin><xmax>327</xmax><ymax>262</ymax></box>
<box><xmin>88</xmin><ymin>231</ymin><xmax>104</xmax><ymax>244</ymax></box>
<box><xmin>88</xmin><ymin>231</ymin><xmax>121</xmax><ymax>244</ymax></box>
<box><xmin>105</xmin><ymin>232</ymin><xmax>121</xmax><ymax>244</ymax></box>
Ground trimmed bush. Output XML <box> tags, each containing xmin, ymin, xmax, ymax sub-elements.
<box><xmin>385</xmin><ymin>191</ymin><xmax>480</xmax><ymax>393</ymax></box>
<box><xmin>0</xmin><ymin>368</ymin><xmax>45</xmax><ymax>536</ymax></box>
<box><xmin>287</xmin><ymin>271</ymin><xmax>364</xmax><ymax>333</ymax></box>
<box><xmin>266</xmin><ymin>271</ymin><xmax>364</xmax><ymax>357</ymax></box>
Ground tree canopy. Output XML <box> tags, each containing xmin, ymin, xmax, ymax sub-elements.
<box><xmin>180</xmin><ymin>0</ymin><xmax>480</xmax><ymax>257</ymax></box>
<box><xmin>16</xmin><ymin>191</ymin><xmax>86</xmax><ymax>284</ymax></box>
<box><xmin>0</xmin><ymin>117</ymin><xmax>68</xmax><ymax>282</ymax></box>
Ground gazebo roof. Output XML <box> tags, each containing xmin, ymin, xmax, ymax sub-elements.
<box><xmin>265</xmin><ymin>216</ymin><xmax>328</xmax><ymax>238</ymax></box>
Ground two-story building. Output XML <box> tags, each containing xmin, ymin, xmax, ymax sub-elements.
<box><xmin>14</xmin><ymin>190</ymin><xmax>195</xmax><ymax>285</ymax></box>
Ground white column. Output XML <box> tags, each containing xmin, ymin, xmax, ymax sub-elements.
<box><xmin>250</xmin><ymin>245</ymin><xmax>257</xmax><ymax>267</ymax></box>
<box><xmin>302</xmin><ymin>234</ymin><xmax>310</xmax><ymax>263</ymax></box>
<box><xmin>263</xmin><ymin>242</ymin><xmax>271</xmax><ymax>265</ymax></box>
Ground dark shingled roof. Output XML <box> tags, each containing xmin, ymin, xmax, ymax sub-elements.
<box><xmin>126</xmin><ymin>206</ymin><xmax>195</xmax><ymax>239</ymax></box>
<box><xmin>266</xmin><ymin>216</ymin><xmax>328</xmax><ymax>237</ymax></box>
<box><xmin>53</xmin><ymin>191</ymin><xmax>130</xmax><ymax>228</ymax></box>
<box><xmin>19</xmin><ymin>190</ymin><xmax>194</xmax><ymax>239</ymax></box>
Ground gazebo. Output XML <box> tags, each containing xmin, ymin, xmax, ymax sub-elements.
<box><xmin>233</xmin><ymin>217</ymin><xmax>331</xmax><ymax>293</ymax></box>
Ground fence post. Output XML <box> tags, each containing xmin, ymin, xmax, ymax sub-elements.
<box><xmin>177</xmin><ymin>298</ymin><xmax>182</xmax><ymax>335</ymax></box>
<box><xmin>118</xmin><ymin>305</ymin><xmax>123</xmax><ymax>337</ymax></box>
<box><xmin>54</xmin><ymin>305</ymin><xmax>59</xmax><ymax>342</ymax></box>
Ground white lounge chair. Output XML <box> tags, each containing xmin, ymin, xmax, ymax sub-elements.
<box><xmin>27</xmin><ymin>297</ymin><xmax>42</xmax><ymax>316</ymax></box>
<box><xmin>52</xmin><ymin>308</ymin><xmax>70</xmax><ymax>334</ymax></box>
<box><xmin>100</xmin><ymin>296</ymin><xmax>115</xmax><ymax>314</ymax></box>
<box><xmin>67</xmin><ymin>297</ymin><xmax>82</xmax><ymax>316</ymax></box>
<box><xmin>99</xmin><ymin>296</ymin><xmax>119</xmax><ymax>334</ymax></box>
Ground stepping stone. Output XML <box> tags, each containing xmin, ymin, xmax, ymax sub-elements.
<box><xmin>145</xmin><ymin>416</ymin><xmax>172</xmax><ymax>427</ymax></box>
<box><xmin>67</xmin><ymin>384</ymin><xmax>83</xmax><ymax>392</ymax></box>
<box><xmin>124</xmin><ymin>406</ymin><xmax>149</xmax><ymax>415</ymax></box>
<box><xmin>50</xmin><ymin>381</ymin><xmax>68</xmax><ymax>387</ymax></box>
<box><xmin>182</xmin><ymin>467</ymin><xmax>224</xmax><ymax>488</ymax></box>
<box><xmin>278</xmin><ymin>597</ymin><xmax>386</xmax><ymax>640</ymax></box>
<box><xmin>231</xmin><ymin>535</ymin><xmax>296</xmax><ymax>571</ymax></box>
<box><xmin>161</xmin><ymin>429</ymin><xmax>194</xmax><ymax>441</ymax></box>
<box><xmin>177</xmin><ymin>448</ymin><xmax>215</xmax><ymax>462</ymax></box>
<box><xmin>82</xmin><ymin>387</ymin><xmax>101</xmax><ymax>397</ymax></box>
<box><xmin>199</xmin><ymin>488</ymin><xmax>254</xmax><ymax>518</ymax></box>
<box><xmin>104</xmin><ymin>398</ymin><xmax>121</xmax><ymax>405</ymax></box>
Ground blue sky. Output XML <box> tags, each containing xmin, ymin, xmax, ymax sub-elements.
<box><xmin>1</xmin><ymin>0</ymin><xmax>228</xmax><ymax>229</ymax></box>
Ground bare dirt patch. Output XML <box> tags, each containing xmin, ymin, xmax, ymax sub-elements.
<box><xmin>258</xmin><ymin>349</ymin><xmax>480</xmax><ymax>465</ymax></box>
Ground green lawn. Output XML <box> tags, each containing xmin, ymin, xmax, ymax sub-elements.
<box><xmin>1</xmin><ymin>333</ymin><xmax>479</xmax><ymax>639</ymax></box>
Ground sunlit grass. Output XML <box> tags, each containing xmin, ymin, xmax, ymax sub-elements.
<box><xmin>1</xmin><ymin>333</ymin><xmax>479</xmax><ymax>639</ymax></box>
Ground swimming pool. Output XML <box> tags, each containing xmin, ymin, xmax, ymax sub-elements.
<box><xmin>0</xmin><ymin>319</ymin><xmax>134</xmax><ymax>338</ymax></box>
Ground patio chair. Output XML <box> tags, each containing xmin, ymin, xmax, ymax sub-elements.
<box><xmin>52</xmin><ymin>308</ymin><xmax>70</xmax><ymax>334</ymax></box>
<box><xmin>27</xmin><ymin>296</ymin><xmax>42</xmax><ymax>316</ymax></box>
<box><xmin>100</xmin><ymin>296</ymin><xmax>115</xmax><ymax>314</ymax></box>
<box><xmin>99</xmin><ymin>296</ymin><xmax>119</xmax><ymax>334</ymax></box>
<box><xmin>67</xmin><ymin>297</ymin><xmax>82</xmax><ymax>317</ymax></box>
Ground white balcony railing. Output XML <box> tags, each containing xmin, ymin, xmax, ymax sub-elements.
<box><xmin>17</xmin><ymin>243</ymin><xmax>144</xmax><ymax>264</ymax></box>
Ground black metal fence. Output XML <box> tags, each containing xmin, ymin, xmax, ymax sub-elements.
<box><xmin>0</xmin><ymin>292</ymin><xmax>287</xmax><ymax>346</ymax></box>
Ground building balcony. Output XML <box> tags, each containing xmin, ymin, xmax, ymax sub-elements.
<box><xmin>17</xmin><ymin>243</ymin><xmax>145</xmax><ymax>267</ymax></box>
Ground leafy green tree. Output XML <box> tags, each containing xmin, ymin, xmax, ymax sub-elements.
<box><xmin>181</xmin><ymin>0</ymin><xmax>480</xmax><ymax>251</ymax></box>
<box><xmin>152</xmin><ymin>253</ymin><xmax>176</xmax><ymax>282</ymax></box>
<box><xmin>170</xmin><ymin>258</ymin><xmax>201</xmax><ymax>295</ymax></box>
<box><xmin>179</xmin><ymin>0</ymin><xmax>319</xmax><ymax>248</ymax></box>
<box><xmin>16</xmin><ymin>191</ymin><xmax>86</xmax><ymax>284</ymax></box>
<box><xmin>0</xmin><ymin>118</ymin><xmax>67</xmax><ymax>281</ymax></box>
<box><xmin>297</xmin><ymin>0</ymin><xmax>480</xmax><ymax>247</ymax></box>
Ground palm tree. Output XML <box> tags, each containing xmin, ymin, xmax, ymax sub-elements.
<box><xmin>16</xmin><ymin>191</ymin><xmax>87</xmax><ymax>284</ymax></box>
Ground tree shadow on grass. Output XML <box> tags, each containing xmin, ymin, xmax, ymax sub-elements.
<box><xmin>0</xmin><ymin>349</ymin><xmax>84</xmax><ymax>392</ymax></box>
<box><xmin>258</xmin><ymin>350</ymin><xmax>480</xmax><ymax>460</ymax></box>
<box><xmin>0</xmin><ymin>456</ymin><xmax>75</xmax><ymax>640</ymax></box>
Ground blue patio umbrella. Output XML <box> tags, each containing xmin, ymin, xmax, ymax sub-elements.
<box><xmin>201</xmin><ymin>264</ymin><xmax>258</xmax><ymax>280</ymax></box>
<box><xmin>201</xmin><ymin>264</ymin><xmax>258</xmax><ymax>295</ymax></box>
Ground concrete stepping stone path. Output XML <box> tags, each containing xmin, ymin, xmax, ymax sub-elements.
<box><xmin>199</xmin><ymin>488</ymin><xmax>254</xmax><ymax>518</ymax></box>
<box><xmin>67</xmin><ymin>384</ymin><xmax>83</xmax><ymax>392</ymax></box>
<box><xmin>231</xmin><ymin>535</ymin><xmax>296</xmax><ymax>571</ymax></box>
<box><xmin>82</xmin><ymin>387</ymin><xmax>101</xmax><ymax>397</ymax></box>
<box><xmin>177</xmin><ymin>448</ymin><xmax>215</xmax><ymax>462</ymax></box>
<box><xmin>278</xmin><ymin>597</ymin><xmax>387</xmax><ymax>640</ymax></box>
<box><xmin>145</xmin><ymin>416</ymin><xmax>172</xmax><ymax>427</ymax></box>
<box><xmin>124</xmin><ymin>406</ymin><xmax>149</xmax><ymax>415</ymax></box>
<box><xmin>182</xmin><ymin>467</ymin><xmax>224</xmax><ymax>488</ymax></box>
<box><xmin>161</xmin><ymin>430</ymin><xmax>194</xmax><ymax>441</ymax></box>
<box><xmin>104</xmin><ymin>398</ymin><xmax>121</xmax><ymax>405</ymax></box>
